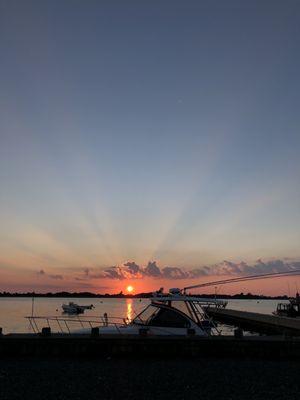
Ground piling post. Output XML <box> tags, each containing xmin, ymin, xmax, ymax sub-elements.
<box><xmin>139</xmin><ymin>328</ymin><xmax>148</xmax><ymax>337</ymax></box>
<box><xmin>91</xmin><ymin>327</ymin><xmax>99</xmax><ymax>337</ymax></box>
<box><xmin>41</xmin><ymin>327</ymin><xmax>51</xmax><ymax>337</ymax></box>
<box><xmin>234</xmin><ymin>327</ymin><xmax>244</xmax><ymax>339</ymax></box>
<box><xmin>187</xmin><ymin>328</ymin><xmax>196</xmax><ymax>336</ymax></box>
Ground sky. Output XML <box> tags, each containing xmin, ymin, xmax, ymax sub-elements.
<box><xmin>0</xmin><ymin>0</ymin><xmax>300</xmax><ymax>294</ymax></box>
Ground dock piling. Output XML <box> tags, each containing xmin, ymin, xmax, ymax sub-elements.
<box><xmin>91</xmin><ymin>327</ymin><xmax>99</xmax><ymax>337</ymax></box>
<box><xmin>41</xmin><ymin>327</ymin><xmax>51</xmax><ymax>337</ymax></box>
<box><xmin>234</xmin><ymin>328</ymin><xmax>244</xmax><ymax>338</ymax></box>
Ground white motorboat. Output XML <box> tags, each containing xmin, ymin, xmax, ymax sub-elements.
<box><xmin>71</xmin><ymin>288</ymin><xmax>226</xmax><ymax>336</ymax></box>
<box><xmin>62</xmin><ymin>302</ymin><xmax>94</xmax><ymax>314</ymax></box>
<box><xmin>27</xmin><ymin>289</ymin><xmax>226</xmax><ymax>336</ymax></box>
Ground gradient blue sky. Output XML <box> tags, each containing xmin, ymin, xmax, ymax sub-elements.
<box><xmin>0</xmin><ymin>1</ymin><xmax>300</xmax><ymax>291</ymax></box>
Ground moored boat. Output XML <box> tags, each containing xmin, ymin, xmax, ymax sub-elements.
<box><xmin>273</xmin><ymin>293</ymin><xmax>300</xmax><ymax>318</ymax></box>
<box><xmin>62</xmin><ymin>302</ymin><xmax>94</xmax><ymax>314</ymax></box>
<box><xmin>28</xmin><ymin>289</ymin><xmax>225</xmax><ymax>336</ymax></box>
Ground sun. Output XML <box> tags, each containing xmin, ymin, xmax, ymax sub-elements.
<box><xmin>126</xmin><ymin>285</ymin><xmax>134</xmax><ymax>293</ymax></box>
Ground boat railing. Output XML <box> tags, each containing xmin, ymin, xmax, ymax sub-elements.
<box><xmin>151</xmin><ymin>296</ymin><xmax>228</xmax><ymax>308</ymax></box>
<box><xmin>25</xmin><ymin>315</ymin><xmax>127</xmax><ymax>335</ymax></box>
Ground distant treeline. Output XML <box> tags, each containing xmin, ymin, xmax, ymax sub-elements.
<box><xmin>0</xmin><ymin>291</ymin><xmax>290</xmax><ymax>300</ymax></box>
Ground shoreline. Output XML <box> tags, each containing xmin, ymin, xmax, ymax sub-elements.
<box><xmin>0</xmin><ymin>294</ymin><xmax>291</xmax><ymax>300</ymax></box>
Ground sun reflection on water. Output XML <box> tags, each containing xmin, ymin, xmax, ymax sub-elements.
<box><xmin>126</xmin><ymin>299</ymin><xmax>133</xmax><ymax>322</ymax></box>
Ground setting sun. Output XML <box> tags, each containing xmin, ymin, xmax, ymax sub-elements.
<box><xmin>126</xmin><ymin>285</ymin><xmax>134</xmax><ymax>293</ymax></box>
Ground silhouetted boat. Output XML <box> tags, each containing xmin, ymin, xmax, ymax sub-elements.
<box><xmin>71</xmin><ymin>288</ymin><xmax>225</xmax><ymax>335</ymax></box>
<box><xmin>28</xmin><ymin>288</ymin><xmax>225</xmax><ymax>336</ymax></box>
<box><xmin>62</xmin><ymin>302</ymin><xmax>94</xmax><ymax>314</ymax></box>
<box><xmin>274</xmin><ymin>293</ymin><xmax>300</xmax><ymax>318</ymax></box>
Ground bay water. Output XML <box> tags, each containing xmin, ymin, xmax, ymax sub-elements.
<box><xmin>0</xmin><ymin>297</ymin><xmax>287</xmax><ymax>334</ymax></box>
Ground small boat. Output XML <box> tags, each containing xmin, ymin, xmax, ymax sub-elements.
<box><xmin>62</xmin><ymin>302</ymin><xmax>94</xmax><ymax>314</ymax></box>
<box><xmin>273</xmin><ymin>293</ymin><xmax>300</xmax><ymax>318</ymax></box>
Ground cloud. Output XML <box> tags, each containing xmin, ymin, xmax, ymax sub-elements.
<box><xmin>188</xmin><ymin>259</ymin><xmax>300</xmax><ymax>278</ymax></box>
<box><xmin>37</xmin><ymin>269</ymin><xmax>63</xmax><ymax>280</ymax></box>
<box><xmin>162</xmin><ymin>267</ymin><xmax>188</xmax><ymax>279</ymax></box>
<box><xmin>144</xmin><ymin>261</ymin><xmax>161</xmax><ymax>277</ymax></box>
<box><xmin>78</xmin><ymin>259</ymin><xmax>300</xmax><ymax>281</ymax></box>
<box><xmin>48</xmin><ymin>274</ymin><xmax>63</xmax><ymax>280</ymax></box>
<box><xmin>101</xmin><ymin>264</ymin><xmax>144</xmax><ymax>280</ymax></box>
<box><xmin>38</xmin><ymin>269</ymin><xmax>45</xmax><ymax>275</ymax></box>
<box><xmin>124</xmin><ymin>262</ymin><xmax>141</xmax><ymax>274</ymax></box>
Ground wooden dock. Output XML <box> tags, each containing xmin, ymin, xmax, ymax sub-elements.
<box><xmin>1</xmin><ymin>333</ymin><xmax>300</xmax><ymax>359</ymax></box>
<box><xmin>206</xmin><ymin>307</ymin><xmax>300</xmax><ymax>336</ymax></box>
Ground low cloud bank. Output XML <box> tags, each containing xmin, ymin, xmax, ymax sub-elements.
<box><xmin>77</xmin><ymin>259</ymin><xmax>300</xmax><ymax>281</ymax></box>
<box><xmin>37</xmin><ymin>269</ymin><xmax>63</xmax><ymax>280</ymax></box>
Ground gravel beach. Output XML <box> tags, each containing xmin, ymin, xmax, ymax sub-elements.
<box><xmin>1</xmin><ymin>357</ymin><xmax>299</xmax><ymax>400</ymax></box>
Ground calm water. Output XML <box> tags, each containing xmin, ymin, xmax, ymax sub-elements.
<box><xmin>0</xmin><ymin>297</ymin><xmax>287</xmax><ymax>334</ymax></box>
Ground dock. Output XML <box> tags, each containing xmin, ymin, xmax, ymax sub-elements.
<box><xmin>1</xmin><ymin>333</ymin><xmax>300</xmax><ymax>359</ymax></box>
<box><xmin>205</xmin><ymin>307</ymin><xmax>300</xmax><ymax>336</ymax></box>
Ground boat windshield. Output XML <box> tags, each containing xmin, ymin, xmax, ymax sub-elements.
<box><xmin>148</xmin><ymin>308</ymin><xmax>191</xmax><ymax>328</ymax></box>
<box><xmin>133</xmin><ymin>305</ymin><xmax>159</xmax><ymax>325</ymax></box>
<box><xmin>170</xmin><ymin>301</ymin><xmax>195</xmax><ymax>321</ymax></box>
<box><xmin>133</xmin><ymin>304</ymin><xmax>191</xmax><ymax>328</ymax></box>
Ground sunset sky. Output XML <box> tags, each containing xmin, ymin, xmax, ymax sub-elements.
<box><xmin>1</xmin><ymin>1</ymin><xmax>300</xmax><ymax>294</ymax></box>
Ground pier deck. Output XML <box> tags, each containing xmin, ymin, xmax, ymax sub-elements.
<box><xmin>1</xmin><ymin>333</ymin><xmax>300</xmax><ymax>359</ymax></box>
<box><xmin>206</xmin><ymin>307</ymin><xmax>300</xmax><ymax>335</ymax></box>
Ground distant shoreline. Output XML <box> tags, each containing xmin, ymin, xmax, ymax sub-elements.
<box><xmin>0</xmin><ymin>292</ymin><xmax>290</xmax><ymax>300</ymax></box>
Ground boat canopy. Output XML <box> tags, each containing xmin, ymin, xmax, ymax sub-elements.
<box><xmin>133</xmin><ymin>303</ymin><xmax>192</xmax><ymax>328</ymax></box>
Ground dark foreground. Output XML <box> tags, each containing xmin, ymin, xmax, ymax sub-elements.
<box><xmin>1</xmin><ymin>357</ymin><xmax>299</xmax><ymax>400</ymax></box>
<box><xmin>2</xmin><ymin>334</ymin><xmax>300</xmax><ymax>358</ymax></box>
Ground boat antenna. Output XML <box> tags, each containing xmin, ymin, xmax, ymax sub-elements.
<box><xmin>182</xmin><ymin>269</ymin><xmax>300</xmax><ymax>294</ymax></box>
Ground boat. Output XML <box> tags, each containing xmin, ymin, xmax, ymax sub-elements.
<box><xmin>273</xmin><ymin>293</ymin><xmax>300</xmax><ymax>318</ymax></box>
<box><xmin>62</xmin><ymin>302</ymin><xmax>94</xmax><ymax>314</ymax></box>
<box><xmin>29</xmin><ymin>288</ymin><xmax>226</xmax><ymax>336</ymax></box>
<box><xmin>70</xmin><ymin>288</ymin><xmax>226</xmax><ymax>336</ymax></box>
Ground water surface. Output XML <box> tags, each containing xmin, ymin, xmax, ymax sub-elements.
<box><xmin>0</xmin><ymin>297</ymin><xmax>287</xmax><ymax>334</ymax></box>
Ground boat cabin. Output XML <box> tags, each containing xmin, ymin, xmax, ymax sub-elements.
<box><xmin>131</xmin><ymin>289</ymin><xmax>227</xmax><ymax>333</ymax></box>
<box><xmin>133</xmin><ymin>303</ymin><xmax>194</xmax><ymax>329</ymax></box>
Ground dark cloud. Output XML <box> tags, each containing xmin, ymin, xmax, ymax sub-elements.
<box><xmin>144</xmin><ymin>261</ymin><xmax>161</xmax><ymax>277</ymax></box>
<box><xmin>162</xmin><ymin>267</ymin><xmax>188</xmax><ymax>279</ymax></box>
<box><xmin>37</xmin><ymin>270</ymin><xmax>63</xmax><ymax>280</ymax></box>
<box><xmin>48</xmin><ymin>274</ymin><xmax>63</xmax><ymax>280</ymax></box>
<box><xmin>83</xmin><ymin>268</ymin><xmax>90</xmax><ymax>277</ymax></box>
<box><xmin>82</xmin><ymin>259</ymin><xmax>300</xmax><ymax>280</ymax></box>
<box><xmin>103</xmin><ymin>266</ymin><xmax>125</xmax><ymax>280</ymax></box>
<box><xmin>124</xmin><ymin>262</ymin><xmax>141</xmax><ymax>274</ymax></box>
<box><xmin>189</xmin><ymin>259</ymin><xmax>300</xmax><ymax>277</ymax></box>
<box><xmin>75</xmin><ymin>267</ymin><xmax>109</xmax><ymax>280</ymax></box>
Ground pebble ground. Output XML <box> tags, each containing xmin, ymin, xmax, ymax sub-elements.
<box><xmin>0</xmin><ymin>357</ymin><xmax>299</xmax><ymax>400</ymax></box>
